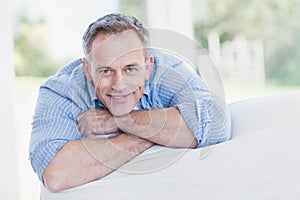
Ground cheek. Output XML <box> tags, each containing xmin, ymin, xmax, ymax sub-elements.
<box><xmin>94</xmin><ymin>78</ymin><xmax>109</xmax><ymax>94</ymax></box>
<box><xmin>130</xmin><ymin>73</ymin><xmax>148</xmax><ymax>86</ymax></box>
<box><xmin>133</xmin><ymin>78</ymin><xmax>145</xmax><ymax>87</ymax></box>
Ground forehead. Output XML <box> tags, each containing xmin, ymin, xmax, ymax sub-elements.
<box><xmin>89</xmin><ymin>30</ymin><xmax>145</xmax><ymax>65</ymax></box>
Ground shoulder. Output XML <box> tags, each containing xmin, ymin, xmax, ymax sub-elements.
<box><xmin>149</xmin><ymin>48</ymin><xmax>208</xmax><ymax>96</ymax></box>
<box><xmin>56</xmin><ymin>58</ymin><xmax>83</xmax><ymax>77</ymax></box>
<box><xmin>149</xmin><ymin>49</ymin><xmax>204</xmax><ymax>86</ymax></box>
<box><xmin>150</xmin><ymin>49</ymin><xmax>182</xmax><ymax>67</ymax></box>
<box><xmin>37</xmin><ymin>58</ymin><xmax>92</xmax><ymax>115</ymax></box>
<box><xmin>41</xmin><ymin>58</ymin><xmax>85</xmax><ymax>95</ymax></box>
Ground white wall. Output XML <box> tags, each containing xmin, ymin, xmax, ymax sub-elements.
<box><xmin>20</xmin><ymin>0</ymin><xmax>120</xmax><ymax>62</ymax></box>
<box><xmin>147</xmin><ymin>0</ymin><xmax>194</xmax><ymax>39</ymax></box>
<box><xmin>0</xmin><ymin>0</ymin><xmax>19</xmax><ymax>199</ymax></box>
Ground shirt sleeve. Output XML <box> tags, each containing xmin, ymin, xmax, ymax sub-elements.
<box><xmin>168</xmin><ymin>63</ymin><xmax>231</xmax><ymax>148</ymax></box>
<box><xmin>29</xmin><ymin>87</ymin><xmax>82</xmax><ymax>184</ymax></box>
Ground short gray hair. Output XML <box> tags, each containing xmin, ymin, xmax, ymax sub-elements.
<box><xmin>82</xmin><ymin>13</ymin><xmax>150</xmax><ymax>57</ymax></box>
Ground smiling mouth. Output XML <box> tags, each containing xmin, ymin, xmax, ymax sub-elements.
<box><xmin>108</xmin><ymin>91</ymin><xmax>136</xmax><ymax>102</ymax></box>
<box><xmin>112</xmin><ymin>94</ymin><xmax>131</xmax><ymax>99</ymax></box>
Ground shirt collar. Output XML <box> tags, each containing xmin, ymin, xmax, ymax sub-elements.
<box><xmin>86</xmin><ymin>80</ymin><xmax>105</xmax><ymax>108</ymax></box>
<box><xmin>143</xmin><ymin>79</ymin><xmax>150</xmax><ymax>97</ymax></box>
<box><xmin>86</xmin><ymin>78</ymin><xmax>96</xmax><ymax>101</ymax></box>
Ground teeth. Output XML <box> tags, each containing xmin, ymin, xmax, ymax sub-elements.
<box><xmin>114</xmin><ymin>96</ymin><xmax>124</xmax><ymax>99</ymax></box>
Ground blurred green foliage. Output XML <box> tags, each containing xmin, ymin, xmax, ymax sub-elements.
<box><xmin>119</xmin><ymin>0</ymin><xmax>148</xmax><ymax>24</ymax></box>
<box><xmin>194</xmin><ymin>0</ymin><xmax>300</xmax><ymax>85</ymax></box>
<box><xmin>14</xmin><ymin>0</ymin><xmax>300</xmax><ymax>85</ymax></box>
<box><xmin>14</xmin><ymin>14</ymin><xmax>58</xmax><ymax>77</ymax></box>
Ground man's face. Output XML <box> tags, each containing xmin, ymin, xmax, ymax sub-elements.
<box><xmin>83</xmin><ymin>30</ymin><xmax>153</xmax><ymax>116</ymax></box>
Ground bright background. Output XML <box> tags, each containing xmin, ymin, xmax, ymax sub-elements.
<box><xmin>1</xmin><ymin>0</ymin><xmax>300</xmax><ymax>199</ymax></box>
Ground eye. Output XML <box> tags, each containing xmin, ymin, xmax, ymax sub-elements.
<box><xmin>97</xmin><ymin>67</ymin><xmax>114</xmax><ymax>77</ymax></box>
<box><xmin>98</xmin><ymin>68</ymin><xmax>112</xmax><ymax>74</ymax></box>
<box><xmin>126</xmin><ymin>67</ymin><xmax>136</xmax><ymax>73</ymax></box>
<box><xmin>101</xmin><ymin>69</ymin><xmax>111</xmax><ymax>74</ymax></box>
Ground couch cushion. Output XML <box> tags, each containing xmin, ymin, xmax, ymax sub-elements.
<box><xmin>229</xmin><ymin>91</ymin><xmax>300</xmax><ymax>138</ymax></box>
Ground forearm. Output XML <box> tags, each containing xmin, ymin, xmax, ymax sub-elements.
<box><xmin>43</xmin><ymin>133</ymin><xmax>153</xmax><ymax>192</ymax></box>
<box><xmin>115</xmin><ymin>108</ymin><xmax>197</xmax><ymax>148</ymax></box>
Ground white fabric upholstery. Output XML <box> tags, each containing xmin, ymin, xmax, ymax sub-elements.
<box><xmin>230</xmin><ymin>91</ymin><xmax>300</xmax><ymax>138</ymax></box>
<box><xmin>41</xmin><ymin>91</ymin><xmax>300</xmax><ymax>200</ymax></box>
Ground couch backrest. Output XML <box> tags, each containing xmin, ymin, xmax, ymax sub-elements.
<box><xmin>229</xmin><ymin>91</ymin><xmax>300</xmax><ymax>138</ymax></box>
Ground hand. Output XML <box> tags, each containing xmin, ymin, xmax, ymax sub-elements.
<box><xmin>77</xmin><ymin>109</ymin><xmax>119</xmax><ymax>138</ymax></box>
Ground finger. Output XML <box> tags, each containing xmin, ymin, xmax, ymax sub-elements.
<box><xmin>76</xmin><ymin>112</ymin><xmax>85</xmax><ymax>122</ymax></box>
<box><xmin>82</xmin><ymin>131</ymin><xmax>95</xmax><ymax>138</ymax></box>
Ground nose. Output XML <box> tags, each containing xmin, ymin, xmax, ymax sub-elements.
<box><xmin>111</xmin><ymin>71</ymin><xmax>126</xmax><ymax>92</ymax></box>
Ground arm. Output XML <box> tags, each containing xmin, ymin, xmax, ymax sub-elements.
<box><xmin>115</xmin><ymin>107</ymin><xmax>198</xmax><ymax>148</ymax></box>
<box><xmin>78</xmin><ymin>108</ymin><xmax>197</xmax><ymax>149</ymax></box>
<box><xmin>43</xmin><ymin>133</ymin><xmax>153</xmax><ymax>192</ymax></box>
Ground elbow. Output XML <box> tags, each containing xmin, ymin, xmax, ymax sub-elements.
<box><xmin>190</xmin><ymin>137</ymin><xmax>198</xmax><ymax>148</ymax></box>
<box><xmin>43</xmin><ymin>167</ymin><xmax>69</xmax><ymax>192</ymax></box>
<box><xmin>165</xmin><ymin>136</ymin><xmax>198</xmax><ymax>149</ymax></box>
<box><xmin>181</xmin><ymin>136</ymin><xmax>198</xmax><ymax>149</ymax></box>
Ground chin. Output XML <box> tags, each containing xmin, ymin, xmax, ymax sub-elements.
<box><xmin>109</xmin><ymin>107</ymin><xmax>133</xmax><ymax>117</ymax></box>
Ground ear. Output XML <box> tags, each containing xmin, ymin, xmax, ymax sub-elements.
<box><xmin>82</xmin><ymin>58</ymin><xmax>93</xmax><ymax>82</ymax></box>
<box><xmin>145</xmin><ymin>55</ymin><xmax>154</xmax><ymax>80</ymax></box>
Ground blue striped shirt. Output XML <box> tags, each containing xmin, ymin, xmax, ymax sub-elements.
<box><xmin>29</xmin><ymin>50</ymin><xmax>231</xmax><ymax>183</ymax></box>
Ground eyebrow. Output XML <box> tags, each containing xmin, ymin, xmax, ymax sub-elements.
<box><xmin>125</xmin><ymin>62</ymin><xmax>142</xmax><ymax>67</ymax></box>
<box><xmin>94</xmin><ymin>60</ymin><xmax>144</xmax><ymax>70</ymax></box>
<box><xmin>94</xmin><ymin>66</ymin><xmax>111</xmax><ymax>73</ymax></box>
<box><xmin>95</xmin><ymin>65</ymin><xmax>109</xmax><ymax>69</ymax></box>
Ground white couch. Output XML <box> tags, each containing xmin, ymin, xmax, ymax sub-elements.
<box><xmin>41</xmin><ymin>91</ymin><xmax>300</xmax><ymax>200</ymax></box>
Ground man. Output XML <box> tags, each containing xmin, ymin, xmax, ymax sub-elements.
<box><xmin>29</xmin><ymin>13</ymin><xmax>231</xmax><ymax>192</ymax></box>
